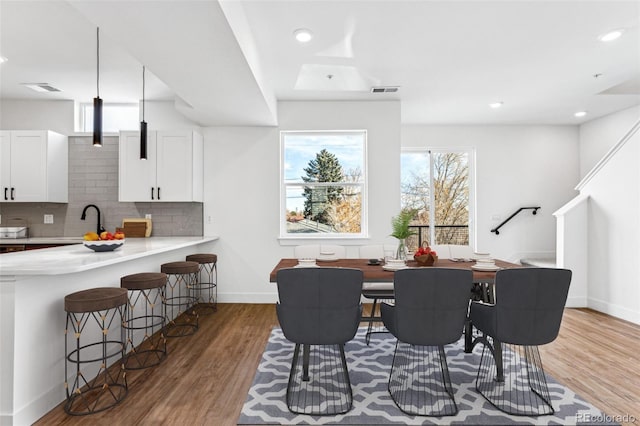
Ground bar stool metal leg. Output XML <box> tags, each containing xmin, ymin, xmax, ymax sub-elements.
<box><xmin>161</xmin><ymin>261</ymin><xmax>199</xmax><ymax>337</ymax></box>
<box><xmin>121</xmin><ymin>272</ymin><xmax>167</xmax><ymax>369</ymax></box>
<box><xmin>64</xmin><ymin>288</ymin><xmax>128</xmax><ymax>415</ymax></box>
<box><xmin>186</xmin><ymin>254</ymin><xmax>218</xmax><ymax>315</ymax></box>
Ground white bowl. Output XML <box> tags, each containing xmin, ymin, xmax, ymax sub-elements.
<box><xmin>386</xmin><ymin>259</ymin><xmax>406</xmax><ymax>266</ymax></box>
<box><xmin>83</xmin><ymin>239</ymin><xmax>125</xmax><ymax>252</ymax></box>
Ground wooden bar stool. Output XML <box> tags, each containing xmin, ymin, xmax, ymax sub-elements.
<box><xmin>64</xmin><ymin>287</ymin><xmax>128</xmax><ymax>415</ymax></box>
<box><xmin>120</xmin><ymin>272</ymin><xmax>168</xmax><ymax>369</ymax></box>
<box><xmin>185</xmin><ymin>253</ymin><xmax>218</xmax><ymax>314</ymax></box>
<box><xmin>161</xmin><ymin>261</ymin><xmax>199</xmax><ymax>337</ymax></box>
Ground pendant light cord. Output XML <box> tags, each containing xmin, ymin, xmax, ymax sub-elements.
<box><xmin>142</xmin><ymin>66</ymin><xmax>145</xmax><ymax>120</ymax></box>
<box><xmin>96</xmin><ymin>27</ymin><xmax>100</xmax><ymax>97</ymax></box>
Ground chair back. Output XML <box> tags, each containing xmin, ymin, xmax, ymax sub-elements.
<box><xmin>494</xmin><ymin>268</ymin><xmax>571</xmax><ymax>345</ymax></box>
<box><xmin>294</xmin><ymin>245</ymin><xmax>320</xmax><ymax>259</ymax></box>
<box><xmin>276</xmin><ymin>267</ymin><xmax>363</xmax><ymax>345</ymax></box>
<box><xmin>320</xmin><ymin>244</ymin><xmax>346</xmax><ymax>258</ymax></box>
<box><xmin>392</xmin><ymin>268</ymin><xmax>472</xmax><ymax>345</ymax></box>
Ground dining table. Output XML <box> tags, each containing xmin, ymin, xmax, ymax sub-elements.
<box><xmin>269</xmin><ymin>257</ymin><xmax>522</xmax><ymax>352</ymax></box>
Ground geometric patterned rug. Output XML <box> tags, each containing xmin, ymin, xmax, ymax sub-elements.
<box><xmin>238</xmin><ymin>328</ymin><xmax>615</xmax><ymax>425</ymax></box>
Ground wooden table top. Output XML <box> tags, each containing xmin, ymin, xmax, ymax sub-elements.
<box><xmin>269</xmin><ymin>258</ymin><xmax>521</xmax><ymax>283</ymax></box>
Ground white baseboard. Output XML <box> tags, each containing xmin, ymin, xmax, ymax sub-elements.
<box><xmin>565</xmin><ymin>296</ymin><xmax>587</xmax><ymax>308</ymax></box>
<box><xmin>587</xmin><ymin>297</ymin><xmax>640</xmax><ymax>325</ymax></box>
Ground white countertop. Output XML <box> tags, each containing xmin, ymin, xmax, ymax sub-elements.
<box><xmin>0</xmin><ymin>236</ymin><xmax>218</xmax><ymax>276</ymax></box>
<box><xmin>0</xmin><ymin>237</ymin><xmax>84</xmax><ymax>244</ymax></box>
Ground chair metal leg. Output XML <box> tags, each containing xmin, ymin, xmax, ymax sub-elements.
<box><xmin>475</xmin><ymin>337</ymin><xmax>555</xmax><ymax>416</ymax></box>
<box><xmin>285</xmin><ymin>343</ymin><xmax>353</xmax><ymax>415</ymax></box>
<box><xmin>387</xmin><ymin>341</ymin><xmax>458</xmax><ymax>416</ymax></box>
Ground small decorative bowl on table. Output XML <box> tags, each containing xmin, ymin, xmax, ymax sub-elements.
<box><xmin>83</xmin><ymin>239</ymin><xmax>125</xmax><ymax>252</ymax></box>
<box><xmin>414</xmin><ymin>253</ymin><xmax>438</xmax><ymax>266</ymax></box>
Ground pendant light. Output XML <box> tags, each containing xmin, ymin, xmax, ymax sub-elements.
<box><xmin>140</xmin><ymin>65</ymin><xmax>148</xmax><ymax>160</ymax></box>
<box><xmin>93</xmin><ymin>27</ymin><xmax>103</xmax><ymax>147</ymax></box>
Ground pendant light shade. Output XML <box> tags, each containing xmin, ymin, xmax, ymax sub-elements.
<box><xmin>93</xmin><ymin>27</ymin><xmax>102</xmax><ymax>147</ymax></box>
<box><xmin>140</xmin><ymin>65</ymin><xmax>148</xmax><ymax>160</ymax></box>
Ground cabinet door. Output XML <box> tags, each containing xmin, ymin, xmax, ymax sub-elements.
<box><xmin>8</xmin><ymin>131</ymin><xmax>47</xmax><ymax>201</ymax></box>
<box><xmin>0</xmin><ymin>131</ymin><xmax>10</xmax><ymax>200</ymax></box>
<box><xmin>119</xmin><ymin>131</ymin><xmax>157</xmax><ymax>201</ymax></box>
<box><xmin>155</xmin><ymin>131</ymin><xmax>193</xmax><ymax>201</ymax></box>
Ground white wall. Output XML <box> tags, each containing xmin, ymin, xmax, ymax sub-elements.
<box><xmin>0</xmin><ymin>100</ymin><xmax>75</xmax><ymax>135</ymax></box>
<box><xmin>402</xmin><ymin>125</ymin><xmax>580</xmax><ymax>262</ymax></box>
<box><xmin>578</xmin><ymin>109</ymin><xmax>640</xmax><ymax>324</ymax></box>
<box><xmin>579</xmin><ymin>105</ymin><xmax>640</xmax><ymax>178</ymax></box>
<box><xmin>203</xmin><ymin>101</ymin><xmax>401</xmax><ymax>302</ymax></box>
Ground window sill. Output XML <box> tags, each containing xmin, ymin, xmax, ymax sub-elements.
<box><xmin>278</xmin><ymin>236</ymin><xmax>371</xmax><ymax>246</ymax></box>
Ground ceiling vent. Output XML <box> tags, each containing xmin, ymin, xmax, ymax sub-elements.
<box><xmin>21</xmin><ymin>83</ymin><xmax>61</xmax><ymax>93</ymax></box>
<box><xmin>371</xmin><ymin>86</ymin><xmax>399</xmax><ymax>93</ymax></box>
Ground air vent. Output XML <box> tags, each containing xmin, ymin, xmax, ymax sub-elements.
<box><xmin>371</xmin><ymin>86</ymin><xmax>399</xmax><ymax>93</ymax></box>
<box><xmin>21</xmin><ymin>83</ymin><xmax>61</xmax><ymax>93</ymax></box>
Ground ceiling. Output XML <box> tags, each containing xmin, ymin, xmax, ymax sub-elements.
<box><xmin>1</xmin><ymin>0</ymin><xmax>639</xmax><ymax>127</ymax></box>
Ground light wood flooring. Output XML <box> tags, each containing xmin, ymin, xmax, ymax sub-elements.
<box><xmin>36</xmin><ymin>305</ymin><xmax>639</xmax><ymax>425</ymax></box>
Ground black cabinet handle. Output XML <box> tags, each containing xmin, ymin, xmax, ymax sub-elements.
<box><xmin>157</xmin><ymin>187</ymin><xmax>161</xmax><ymax>200</ymax></box>
<box><xmin>151</xmin><ymin>187</ymin><xmax>155</xmax><ymax>200</ymax></box>
<box><xmin>3</xmin><ymin>188</ymin><xmax>7</xmax><ymax>200</ymax></box>
<box><xmin>10</xmin><ymin>187</ymin><xmax>15</xmax><ymax>200</ymax></box>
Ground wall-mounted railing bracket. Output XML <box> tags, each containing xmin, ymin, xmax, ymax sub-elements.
<box><xmin>491</xmin><ymin>207</ymin><xmax>540</xmax><ymax>235</ymax></box>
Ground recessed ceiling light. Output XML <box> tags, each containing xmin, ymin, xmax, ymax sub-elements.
<box><xmin>489</xmin><ymin>101</ymin><xmax>503</xmax><ymax>109</ymax></box>
<box><xmin>599</xmin><ymin>29</ymin><xmax>623</xmax><ymax>42</ymax></box>
<box><xmin>574</xmin><ymin>111</ymin><xmax>587</xmax><ymax>118</ymax></box>
<box><xmin>0</xmin><ymin>56</ymin><xmax>7</xmax><ymax>64</ymax></box>
<box><xmin>21</xmin><ymin>83</ymin><xmax>61</xmax><ymax>93</ymax></box>
<box><xmin>293</xmin><ymin>28</ymin><xmax>313</xmax><ymax>43</ymax></box>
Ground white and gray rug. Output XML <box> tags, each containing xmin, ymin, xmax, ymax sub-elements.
<box><xmin>238</xmin><ymin>328</ymin><xmax>614</xmax><ymax>425</ymax></box>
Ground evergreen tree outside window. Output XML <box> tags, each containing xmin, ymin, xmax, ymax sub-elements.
<box><xmin>281</xmin><ymin>131</ymin><xmax>367</xmax><ymax>237</ymax></box>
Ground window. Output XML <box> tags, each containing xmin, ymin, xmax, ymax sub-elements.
<box><xmin>401</xmin><ymin>148</ymin><xmax>473</xmax><ymax>249</ymax></box>
<box><xmin>281</xmin><ymin>131</ymin><xmax>367</xmax><ymax>238</ymax></box>
<box><xmin>78</xmin><ymin>103</ymin><xmax>139</xmax><ymax>133</ymax></box>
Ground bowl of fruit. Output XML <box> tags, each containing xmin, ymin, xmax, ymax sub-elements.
<box><xmin>413</xmin><ymin>245</ymin><xmax>438</xmax><ymax>266</ymax></box>
<box><xmin>83</xmin><ymin>231</ymin><xmax>125</xmax><ymax>252</ymax></box>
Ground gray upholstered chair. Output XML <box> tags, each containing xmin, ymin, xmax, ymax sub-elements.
<box><xmin>276</xmin><ymin>267</ymin><xmax>363</xmax><ymax>415</ymax></box>
<box><xmin>470</xmin><ymin>267</ymin><xmax>572</xmax><ymax>416</ymax></box>
<box><xmin>381</xmin><ymin>268</ymin><xmax>473</xmax><ymax>416</ymax></box>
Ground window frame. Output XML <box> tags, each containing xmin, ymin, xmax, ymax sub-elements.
<box><xmin>77</xmin><ymin>102</ymin><xmax>139</xmax><ymax>133</ymax></box>
<box><xmin>400</xmin><ymin>146</ymin><xmax>476</xmax><ymax>248</ymax></box>
<box><xmin>279</xmin><ymin>130</ymin><xmax>368</xmax><ymax>240</ymax></box>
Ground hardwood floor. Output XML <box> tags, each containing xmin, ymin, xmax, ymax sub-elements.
<box><xmin>36</xmin><ymin>305</ymin><xmax>639</xmax><ymax>425</ymax></box>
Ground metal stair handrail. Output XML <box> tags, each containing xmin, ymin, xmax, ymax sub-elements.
<box><xmin>491</xmin><ymin>207</ymin><xmax>540</xmax><ymax>235</ymax></box>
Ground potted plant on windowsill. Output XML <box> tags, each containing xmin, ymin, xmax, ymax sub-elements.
<box><xmin>390</xmin><ymin>208</ymin><xmax>418</xmax><ymax>260</ymax></box>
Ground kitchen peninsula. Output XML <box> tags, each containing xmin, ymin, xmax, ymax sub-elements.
<box><xmin>0</xmin><ymin>236</ymin><xmax>218</xmax><ymax>425</ymax></box>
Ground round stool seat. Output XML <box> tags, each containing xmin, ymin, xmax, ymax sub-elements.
<box><xmin>65</xmin><ymin>287</ymin><xmax>128</xmax><ymax>313</ymax></box>
<box><xmin>121</xmin><ymin>272</ymin><xmax>167</xmax><ymax>290</ymax></box>
<box><xmin>161</xmin><ymin>261</ymin><xmax>199</xmax><ymax>274</ymax></box>
<box><xmin>186</xmin><ymin>253</ymin><xmax>217</xmax><ymax>264</ymax></box>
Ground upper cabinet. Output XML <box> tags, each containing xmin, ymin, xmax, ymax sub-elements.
<box><xmin>119</xmin><ymin>130</ymin><xmax>203</xmax><ymax>202</ymax></box>
<box><xmin>0</xmin><ymin>130</ymin><xmax>68</xmax><ymax>202</ymax></box>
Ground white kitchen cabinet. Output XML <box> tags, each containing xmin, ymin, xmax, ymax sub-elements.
<box><xmin>0</xmin><ymin>130</ymin><xmax>68</xmax><ymax>202</ymax></box>
<box><xmin>119</xmin><ymin>130</ymin><xmax>203</xmax><ymax>202</ymax></box>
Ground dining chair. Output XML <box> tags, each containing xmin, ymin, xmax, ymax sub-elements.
<box><xmin>381</xmin><ymin>268</ymin><xmax>473</xmax><ymax>416</ymax></box>
<box><xmin>358</xmin><ymin>245</ymin><xmax>393</xmax><ymax>345</ymax></box>
<box><xmin>276</xmin><ymin>267</ymin><xmax>363</xmax><ymax>415</ymax></box>
<box><xmin>449</xmin><ymin>244</ymin><xmax>475</xmax><ymax>259</ymax></box>
<box><xmin>430</xmin><ymin>244</ymin><xmax>451</xmax><ymax>259</ymax></box>
<box><xmin>470</xmin><ymin>267</ymin><xmax>571</xmax><ymax>416</ymax></box>
<box><xmin>293</xmin><ymin>244</ymin><xmax>320</xmax><ymax>259</ymax></box>
<box><xmin>319</xmin><ymin>244</ymin><xmax>346</xmax><ymax>258</ymax></box>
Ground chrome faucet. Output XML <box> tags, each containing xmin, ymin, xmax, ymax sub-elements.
<box><xmin>81</xmin><ymin>204</ymin><xmax>106</xmax><ymax>235</ymax></box>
